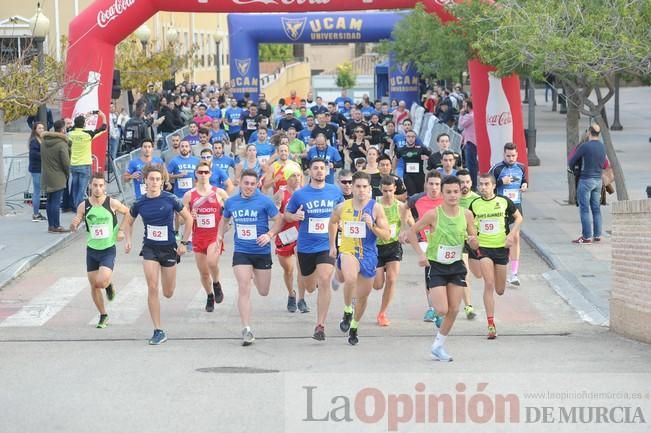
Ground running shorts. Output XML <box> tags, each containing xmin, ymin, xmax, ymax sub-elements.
<box><xmin>376</xmin><ymin>241</ymin><xmax>403</xmax><ymax>268</ymax></box>
<box><xmin>297</xmin><ymin>250</ymin><xmax>335</xmax><ymax>276</ymax></box>
<box><xmin>426</xmin><ymin>260</ymin><xmax>468</xmax><ymax>289</ymax></box>
<box><xmin>86</xmin><ymin>245</ymin><xmax>116</xmax><ymax>272</ymax></box>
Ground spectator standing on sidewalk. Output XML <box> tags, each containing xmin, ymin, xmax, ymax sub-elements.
<box><xmin>69</xmin><ymin>111</ymin><xmax>107</xmax><ymax>207</ymax></box>
<box><xmin>29</xmin><ymin>122</ymin><xmax>47</xmax><ymax>222</ymax></box>
<box><xmin>567</xmin><ymin>123</ymin><xmax>608</xmax><ymax>244</ymax></box>
<box><xmin>41</xmin><ymin>120</ymin><xmax>71</xmax><ymax>233</ymax></box>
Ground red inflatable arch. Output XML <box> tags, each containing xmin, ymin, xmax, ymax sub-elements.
<box><xmin>63</xmin><ymin>0</ymin><xmax>525</xmax><ymax>173</ymax></box>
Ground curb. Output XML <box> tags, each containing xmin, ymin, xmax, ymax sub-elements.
<box><xmin>521</xmin><ymin>229</ymin><xmax>609</xmax><ymax>327</ymax></box>
<box><xmin>0</xmin><ymin>230</ymin><xmax>82</xmax><ymax>290</ymax></box>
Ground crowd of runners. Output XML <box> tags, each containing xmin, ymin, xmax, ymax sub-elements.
<box><xmin>68</xmin><ymin>88</ymin><xmax>527</xmax><ymax>362</ymax></box>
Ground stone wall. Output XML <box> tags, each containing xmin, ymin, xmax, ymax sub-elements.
<box><xmin>610</xmin><ymin>199</ymin><xmax>651</xmax><ymax>343</ymax></box>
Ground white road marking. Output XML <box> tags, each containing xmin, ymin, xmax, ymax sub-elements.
<box><xmin>0</xmin><ymin>277</ymin><xmax>88</xmax><ymax>327</ymax></box>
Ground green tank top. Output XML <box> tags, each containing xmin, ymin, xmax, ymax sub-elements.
<box><xmin>84</xmin><ymin>197</ymin><xmax>118</xmax><ymax>250</ymax></box>
<box><xmin>426</xmin><ymin>207</ymin><xmax>466</xmax><ymax>264</ymax></box>
<box><xmin>459</xmin><ymin>191</ymin><xmax>480</xmax><ymax>209</ymax></box>
<box><xmin>377</xmin><ymin>199</ymin><xmax>400</xmax><ymax>245</ymax></box>
<box><xmin>469</xmin><ymin>196</ymin><xmax>510</xmax><ymax>248</ymax></box>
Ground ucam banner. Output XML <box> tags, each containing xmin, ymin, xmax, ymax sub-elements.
<box><xmin>228</xmin><ymin>12</ymin><xmax>406</xmax><ymax>101</ymax></box>
<box><xmin>62</xmin><ymin>0</ymin><xmax>525</xmax><ymax>175</ymax></box>
<box><xmin>388</xmin><ymin>55</ymin><xmax>420</xmax><ymax>107</ymax></box>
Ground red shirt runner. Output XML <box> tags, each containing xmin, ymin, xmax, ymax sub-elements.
<box><xmin>189</xmin><ymin>186</ymin><xmax>223</xmax><ymax>254</ymax></box>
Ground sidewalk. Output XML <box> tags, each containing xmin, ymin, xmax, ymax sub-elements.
<box><xmin>521</xmin><ymin>86</ymin><xmax>650</xmax><ymax>326</ymax></box>
<box><xmin>2</xmin><ymin>87</ymin><xmax>650</xmax><ymax>330</ymax></box>
<box><xmin>0</xmin><ymin>210</ymin><xmax>80</xmax><ymax>289</ymax></box>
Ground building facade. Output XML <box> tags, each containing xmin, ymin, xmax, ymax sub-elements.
<box><xmin>0</xmin><ymin>2</ymin><xmax>230</xmax><ymax>86</ymax></box>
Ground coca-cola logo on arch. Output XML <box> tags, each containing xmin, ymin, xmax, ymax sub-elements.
<box><xmin>232</xmin><ymin>0</ymin><xmax>376</xmax><ymax>4</ymax></box>
<box><xmin>97</xmin><ymin>0</ymin><xmax>136</xmax><ymax>28</ymax></box>
<box><xmin>486</xmin><ymin>111</ymin><xmax>513</xmax><ymax>127</ymax></box>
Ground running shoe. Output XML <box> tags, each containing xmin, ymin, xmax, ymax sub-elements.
<box><xmin>423</xmin><ymin>308</ymin><xmax>436</xmax><ymax>322</ymax></box>
<box><xmin>105</xmin><ymin>283</ymin><xmax>115</xmax><ymax>302</ymax></box>
<box><xmin>348</xmin><ymin>327</ymin><xmax>359</xmax><ymax>345</ymax></box>
<box><xmin>312</xmin><ymin>324</ymin><xmax>326</xmax><ymax>341</ymax></box>
<box><xmin>487</xmin><ymin>324</ymin><xmax>497</xmax><ymax>340</ymax></box>
<box><xmin>149</xmin><ymin>329</ymin><xmax>167</xmax><ymax>345</ymax></box>
<box><xmin>205</xmin><ymin>293</ymin><xmax>215</xmax><ymax>312</ymax></box>
<box><xmin>242</xmin><ymin>327</ymin><xmax>255</xmax><ymax>346</ymax></box>
<box><xmin>431</xmin><ymin>345</ymin><xmax>453</xmax><ymax>362</ymax></box>
<box><xmin>434</xmin><ymin>313</ymin><xmax>443</xmax><ymax>329</ymax></box>
<box><xmin>213</xmin><ymin>283</ymin><xmax>224</xmax><ymax>304</ymax></box>
<box><xmin>297</xmin><ymin>298</ymin><xmax>310</xmax><ymax>313</ymax></box>
<box><xmin>339</xmin><ymin>311</ymin><xmax>353</xmax><ymax>333</ymax></box>
<box><xmin>509</xmin><ymin>274</ymin><xmax>521</xmax><ymax>286</ymax></box>
<box><xmin>572</xmin><ymin>236</ymin><xmax>592</xmax><ymax>244</ymax></box>
<box><xmin>287</xmin><ymin>294</ymin><xmax>297</xmax><ymax>313</ymax></box>
<box><xmin>48</xmin><ymin>226</ymin><xmax>70</xmax><ymax>233</ymax></box>
<box><xmin>32</xmin><ymin>213</ymin><xmax>46</xmax><ymax>222</ymax></box>
<box><xmin>96</xmin><ymin>314</ymin><xmax>109</xmax><ymax>329</ymax></box>
<box><xmin>376</xmin><ymin>312</ymin><xmax>391</xmax><ymax>327</ymax></box>
<box><xmin>593</xmin><ymin>237</ymin><xmax>601</xmax><ymax>242</ymax></box>
<box><xmin>464</xmin><ymin>305</ymin><xmax>476</xmax><ymax>320</ymax></box>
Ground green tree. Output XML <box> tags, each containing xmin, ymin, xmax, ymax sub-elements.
<box><xmin>258</xmin><ymin>44</ymin><xmax>293</xmax><ymax>62</ymax></box>
<box><xmin>381</xmin><ymin>3</ymin><xmax>470</xmax><ymax>83</ymax></box>
<box><xmin>0</xmin><ymin>41</ymin><xmax>91</xmax><ymax>215</ymax></box>
<box><xmin>336</xmin><ymin>62</ymin><xmax>357</xmax><ymax>90</ymax></box>
<box><xmin>390</xmin><ymin>0</ymin><xmax>651</xmax><ymax>202</ymax></box>
<box><xmin>114</xmin><ymin>35</ymin><xmax>193</xmax><ymax>94</ymax></box>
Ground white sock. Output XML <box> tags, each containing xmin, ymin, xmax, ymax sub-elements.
<box><xmin>433</xmin><ymin>332</ymin><xmax>447</xmax><ymax>348</ymax></box>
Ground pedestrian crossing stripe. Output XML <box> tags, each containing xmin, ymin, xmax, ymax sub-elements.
<box><xmin>86</xmin><ymin>277</ymin><xmax>148</xmax><ymax>326</ymax></box>
<box><xmin>0</xmin><ymin>277</ymin><xmax>88</xmax><ymax>327</ymax></box>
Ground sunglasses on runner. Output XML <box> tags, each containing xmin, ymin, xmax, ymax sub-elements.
<box><xmin>340</xmin><ymin>180</ymin><xmax>353</xmax><ymax>185</ymax></box>
<box><xmin>196</xmin><ymin>170</ymin><xmax>210</xmax><ymax>175</ymax></box>
<box><xmin>200</xmin><ymin>155</ymin><xmax>212</xmax><ymax>159</ymax></box>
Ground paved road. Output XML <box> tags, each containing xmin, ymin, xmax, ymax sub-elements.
<box><xmin>1</xmin><ymin>87</ymin><xmax>650</xmax><ymax>432</ymax></box>
<box><xmin>1</xmin><ymin>222</ymin><xmax>649</xmax><ymax>433</ymax></box>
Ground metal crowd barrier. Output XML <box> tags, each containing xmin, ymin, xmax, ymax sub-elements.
<box><xmin>111</xmin><ymin>148</ymin><xmax>163</xmax><ymax>205</ymax></box>
<box><xmin>417</xmin><ymin>112</ymin><xmax>463</xmax><ymax>153</ymax></box>
<box><xmin>165</xmin><ymin>125</ymin><xmax>190</xmax><ymax>148</ymax></box>
<box><xmin>3</xmin><ymin>153</ymin><xmax>38</xmax><ymax>210</ymax></box>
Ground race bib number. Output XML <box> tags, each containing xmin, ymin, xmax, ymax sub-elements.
<box><xmin>308</xmin><ymin>218</ymin><xmax>329</xmax><ymax>234</ymax></box>
<box><xmin>279</xmin><ymin>185</ymin><xmax>287</xmax><ymax>192</ymax></box>
<box><xmin>344</xmin><ymin>221</ymin><xmax>366</xmax><ymax>239</ymax></box>
<box><xmin>480</xmin><ymin>219</ymin><xmax>500</xmax><ymax>235</ymax></box>
<box><xmin>278</xmin><ymin>226</ymin><xmax>299</xmax><ymax>245</ymax></box>
<box><xmin>504</xmin><ymin>189</ymin><xmax>521</xmax><ymax>203</ymax></box>
<box><xmin>406</xmin><ymin>162</ymin><xmax>420</xmax><ymax>173</ymax></box>
<box><xmin>139</xmin><ymin>183</ymin><xmax>147</xmax><ymax>196</ymax></box>
<box><xmin>437</xmin><ymin>245</ymin><xmax>462</xmax><ymax>264</ymax></box>
<box><xmin>237</xmin><ymin>224</ymin><xmax>257</xmax><ymax>240</ymax></box>
<box><xmin>257</xmin><ymin>155</ymin><xmax>271</xmax><ymax>165</ymax></box>
<box><xmin>390</xmin><ymin>223</ymin><xmax>397</xmax><ymax>239</ymax></box>
<box><xmin>90</xmin><ymin>224</ymin><xmax>110</xmax><ymax>240</ymax></box>
<box><xmin>196</xmin><ymin>214</ymin><xmax>216</xmax><ymax>228</ymax></box>
<box><xmin>147</xmin><ymin>225</ymin><xmax>168</xmax><ymax>242</ymax></box>
<box><xmin>231</xmin><ymin>119</ymin><xmax>240</xmax><ymax>126</ymax></box>
<box><xmin>178</xmin><ymin>177</ymin><xmax>193</xmax><ymax>189</ymax></box>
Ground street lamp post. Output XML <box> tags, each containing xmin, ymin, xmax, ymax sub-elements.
<box><xmin>526</xmin><ymin>79</ymin><xmax>540</xmax><ymax>166</ymax></box>
<box><xmin>135</xmin><ymin>24</ymin><xmax>151</xmax><ymax>53</ymax></box>
<box><xmin>610</xmin><ymin>74</ymin><xmax>623</xmax><ymax>131</ymax></box>
<box><xmin>29</xmin><ymin>6</ymin><xmax>50</xmax><ymax>127</ymax></box>
<box><xmin>213</xmin><ymin>30</ymin><xmax>226</xmax><ymax>88</ymax></box>
<box><xmin>166</xmin><ymin>27</ymin><xmax>178</xmax><ymax>86</ymax></box>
